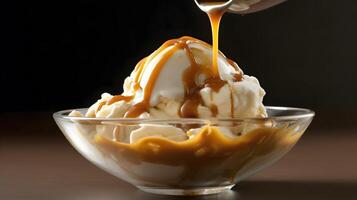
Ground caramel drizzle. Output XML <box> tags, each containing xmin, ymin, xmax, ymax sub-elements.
<box><xmin>180</xmin><ymin>39</ymin><xmax>209</xmax><ymax>118</ymax></box>
<box><xmin>125</xmin><ymin>40</ymin><xmax>181</xmax><ymax>118</ymax></box>
<box><xmin>180</xmin><ymin>37</ymin><xmax>229</xmax><ymax>118</ymax></box>
<box><xmin>95</xmin><ymin>95</ymin><xmax>135</xmax><ymax>113</ymax></box>
<box><xmin>196</xmin><ymin>0</ymin><xmax>228</xmax><ymax>77</ymax></box>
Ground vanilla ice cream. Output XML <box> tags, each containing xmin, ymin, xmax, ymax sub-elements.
<box><xmin>70</xmin><ymin>36</ymin><xmax>267</xmax><ymax>143</ymax></box>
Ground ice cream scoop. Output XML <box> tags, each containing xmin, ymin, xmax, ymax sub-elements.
<box><xmin>81</xmin><ymin>36</ymin><xmax>266</xmax><ymax>120</ymax></box>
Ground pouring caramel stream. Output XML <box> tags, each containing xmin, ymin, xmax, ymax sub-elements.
<box><xmin>208</xmin><ymin>10</ymin><xmax>224</xmax><ymax>77</ymax></box>
<box><xmin>197</xmin><ymin>0</ymin><xmax>229</xmax><ymax>76</ymax></box>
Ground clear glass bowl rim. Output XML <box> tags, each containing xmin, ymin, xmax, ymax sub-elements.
<box><xmin>53</xmin><ymin>106</ymin><xmax>315</xmax><ymax>123</ymax></box>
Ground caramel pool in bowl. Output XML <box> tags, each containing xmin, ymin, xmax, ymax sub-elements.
<box><xmin>54</xmin><ymin>107</ymin><xmax>314</xmax><ymax>196</ymax></box>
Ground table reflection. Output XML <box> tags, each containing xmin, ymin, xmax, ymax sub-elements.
<box><xmin>57</xmin><ymin>181</ymin><xmax>356</xmax><ymax>200</ymax></box>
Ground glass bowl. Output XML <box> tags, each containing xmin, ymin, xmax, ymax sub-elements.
<box><xmin>53</xmin><ymin>106</ymin><xmax>314</xmax><ymax>196</ymax></box>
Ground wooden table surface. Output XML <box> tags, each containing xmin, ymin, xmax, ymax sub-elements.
<box><xmin>1</xmin><ymin>113</ymin><xmax>357</xmax><ymax>200</ymax></box>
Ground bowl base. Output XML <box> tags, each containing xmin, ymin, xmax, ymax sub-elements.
<box><xmin>137</xmin><ymin>184</ymin><xmax>235</xmax><ymax>196</ymax></box>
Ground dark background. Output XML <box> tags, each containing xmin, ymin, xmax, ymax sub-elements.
<box><xmin>2</xmin><ymin>0</ymin><xmax>357</xmax><ymax>128</ymax></box>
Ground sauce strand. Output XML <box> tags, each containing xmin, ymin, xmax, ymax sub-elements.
<box><xmin>208</xmin><ymin>10</ymin><xmax>224</xmax><ymax>77</ymax></box>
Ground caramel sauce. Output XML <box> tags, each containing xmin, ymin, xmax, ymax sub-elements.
<box><xmin>94</xmin><ymin>126</ymin><xmax>302</xmax><ymax>187</ymax></box>
<box><xmin>180</xmin><ymin>37</ymin><xmax>217</xmax><ymax>118</ymax></box>
<box><xmin>124</xmin><ymin>102</ymin><xmax>148</xmax><ymax>118</ymax></box>
<box><xmin>126</xmin><ymin>41</ymin><xmax>181</xmax><ymax>118</ymax></box>
<box><xmin>232</xmin><ymin>73</ymin><xmax>243</xmax><ymax>82</ymax></box>
<box><xmin>204</xmin><ymin>77</ymin><xmax>227</xmax><ymax>92</ymax></box>
<box><xmin>208</xmin><ymin>10</ymin><xmax>224</xmax><ymax>77</ymax></box>
<box><xmin>197</xmin><ymin>0</ymin><xmax>229</xmax><ymax>77</ymax></box>
<box><xmin>95</xmin><ymin>95</ymin><xmax>134</xmax><ymax>114</ymax></box>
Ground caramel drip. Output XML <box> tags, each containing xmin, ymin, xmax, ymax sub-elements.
<box><xmin>208</xmin><ymin>10</ymin><xmax>224</xmax><ymax>77</ymax></box>
<box><xmin>182</xmin><ymin>43</ymin><xmax>212</xmax><ymax>93</ymax></box>
<box><xmin>180</xmin><ymin>42</ymin><xmax>202</xmax><ymax>118</ymax></box>
<box><xmin>181</xmin><ymin>39</ymin><xmax>209</xmax><ymax>118</ymax></box>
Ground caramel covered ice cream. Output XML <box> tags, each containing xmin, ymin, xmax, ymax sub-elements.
<box><xmin>70</xmin><ymin>36</ymin><xmax>267</xmax><ymax>143</ymax></box>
